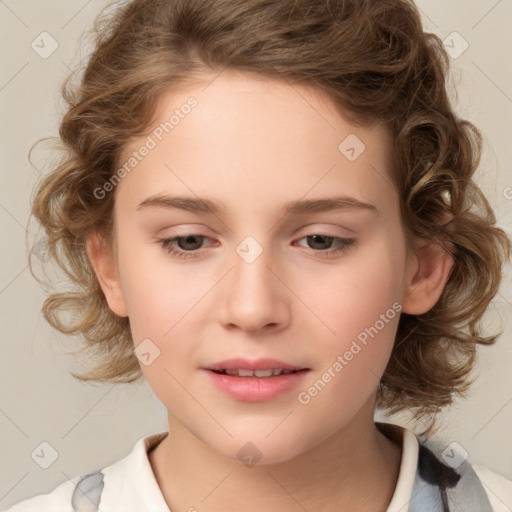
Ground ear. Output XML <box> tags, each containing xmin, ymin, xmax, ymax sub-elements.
<box><xmin>86</xmin><ymin>231</ymin><xmax>128</xmax><ymax>317</ymax></box>
<box><xmin>401</xmin><ymin>234</ymin><xmax>455</xmax><ymax>315</ymax></box>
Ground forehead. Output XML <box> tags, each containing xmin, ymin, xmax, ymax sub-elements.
<box><xmin>116</xmin><ymin>71</ymin><xmax>397</xmax><ymax>220</ymax></box>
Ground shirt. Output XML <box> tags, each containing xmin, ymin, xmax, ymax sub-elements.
<box><xmin>3</xmin><ymin>422</ymin><xmax>512</xmax><ymax>512</ymax></box>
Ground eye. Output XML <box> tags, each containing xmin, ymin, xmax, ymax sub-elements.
<box><xmin>158</xmin><ymin>234</ymin><xmax>213</xmax><ymax>260</ymax></box>
<box><xmin>294</xmin><ymin>234</ymin><xmax>356</xmax><ymax>258</ymax></box>
<box><xmin>158</xmin><ymin>233</ymin><xmax>355</xmax><ymax>260</ymax></box>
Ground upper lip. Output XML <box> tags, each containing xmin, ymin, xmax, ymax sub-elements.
<box><xmin>204</xmin><ymin>358</ymin><xmax>308</xmax><ymax>371</ymax></box>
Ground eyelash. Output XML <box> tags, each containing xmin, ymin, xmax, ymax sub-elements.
<box><xmin>157</xmin><ymin>234</ymin><xmax>356</xmax><ymax>260</ymax></box>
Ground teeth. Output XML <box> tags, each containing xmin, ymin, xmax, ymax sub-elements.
<box><xmin>222</xmin><ymin>369</ymin><xmax>295</xmax><ymax>377</ymax></box>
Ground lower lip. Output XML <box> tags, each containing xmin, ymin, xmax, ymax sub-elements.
<box><xmin>204</xmin><ymin>369</ymin><xmax>310</xmax><ymax>402</ymax></box>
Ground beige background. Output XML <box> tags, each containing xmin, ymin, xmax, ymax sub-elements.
<box><xmin>1</xmin><ymin>0</ymin><xmax>511</xmax><ymax>508</ymax></box>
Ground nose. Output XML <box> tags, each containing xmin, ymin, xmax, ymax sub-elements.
<box><xmin>217</xmin><ymin>242</ymin><xmax>291</xmax><ymax>333</ymax></box>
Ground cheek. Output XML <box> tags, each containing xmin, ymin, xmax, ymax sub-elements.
<box><xmin>298</xmin><ymin>239</ymin><xmax>405</xmax><ymax>343</ymax></box>
<box><xmin>115</xmin><ymin>219</ymin><xmax>197</xmax><ymax>292</ymax></box>
<box><xmin>115</xmin><ymin>241</ymin><xmax>192</xmax><ymax>342</ymax></box>
<box><xmin>292</xmin><ymin>236</ymin><xmax>405</xmax><ymax>405</ymax></box>
<box><xmin>296</xmin><ymin>260</ymin><xmax>402</xmax><ymax>416</ymax></box>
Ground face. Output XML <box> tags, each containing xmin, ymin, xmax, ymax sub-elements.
<box><xmin>96</xmin><ymin>71</ymin><xmax>423</xmax><ymax>465</ymax></box>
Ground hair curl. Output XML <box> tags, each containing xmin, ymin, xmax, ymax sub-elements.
<box><xmin>29</xmin><ymin>0</ymin><xmax>510</xmax><ymax>435</ymax></box>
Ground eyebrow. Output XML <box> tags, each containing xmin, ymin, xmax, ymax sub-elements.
<box><xmin>137</xmin><ymin>194</ymin><xmax>377</xmax><ymax>216</ymax></box>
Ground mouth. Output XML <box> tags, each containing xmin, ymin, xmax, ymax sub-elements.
<box><xmin>204</xmin><ymin>363</ymin><xmax>310</xmax><ymax>402</ymax></box>
<box><xmin>210</xmin><ymin>368</ymin><xmax>305</xmax><ymax>378</ymax></box>
<box><xmin>204</xmin><ymin>358</ymin><xmax>310</xmax><ymax>377</ymax></box>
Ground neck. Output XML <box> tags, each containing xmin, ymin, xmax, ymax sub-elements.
<box><xmin>149</xmin><ymin>403</ymin><xmax>402</xmax><ymax>512</ymax></box>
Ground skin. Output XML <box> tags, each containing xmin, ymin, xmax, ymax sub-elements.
<box><xmin>88</xmin><ymin>70</ymin><xmax>454</xmax><ymax>511</ymax></box>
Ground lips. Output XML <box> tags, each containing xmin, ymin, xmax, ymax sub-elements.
<box><xmin>204</xmin><ymin>359</ymin><xmax>310</xmax><ymax>401</ymax></box>
<box><xmin>216</xmin><ymin>368</ymin><xmax>297</xmax><ymax>377</ymax></box>
<box><xmin>204</xmin><ymin>358</ymin><xmax>308</xmax><ymax>373</ymax></box>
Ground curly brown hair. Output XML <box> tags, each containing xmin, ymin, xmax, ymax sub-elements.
<box><xmin>29</xmin><ymin>0</ymin><xmax>510</xmax><ymax>435</ymax></box>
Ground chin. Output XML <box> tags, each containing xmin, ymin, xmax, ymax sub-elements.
<box><xmin>207</xmin><ymin>432</ymin><xmax>315</xmax><ymax>468</ymax></box>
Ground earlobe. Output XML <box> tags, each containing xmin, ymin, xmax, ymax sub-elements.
<box><xmin>86</xmin><ymin>232</ymin><xmax>128</xmax><ymax>318</ymax></box>
<box><xmin>401</xmin><ymin>236</ymin><xmax>455</xmax><ymax>315</ymax></box>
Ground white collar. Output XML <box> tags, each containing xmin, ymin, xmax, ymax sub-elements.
<box><xmin>100</xmin><ymin>431</ymin><xmax>170</xmax><ymax>511</ymax></box>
